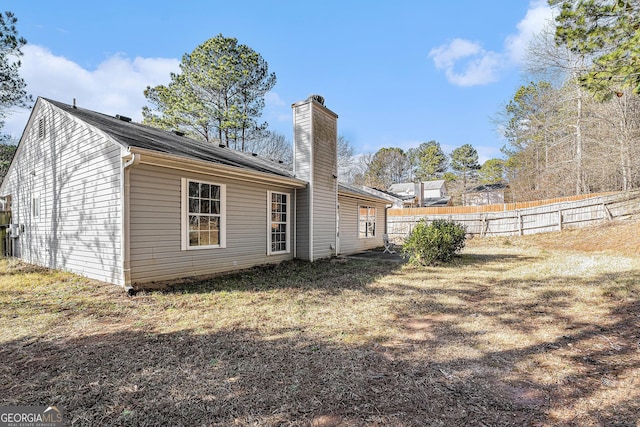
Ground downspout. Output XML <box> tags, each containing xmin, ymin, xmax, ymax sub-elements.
<box><xmin>122</xmin><ymin>152</ymin><xmax>139</xmax><ymax>294</ymax></box>
<box><xmin>385</xmin><ymin>205</ymin><xmax>390</xmax><ymax>235</ymax></box>
<box><xmin>293</xmin><ymin>188</ymin><xmax>297</xmax><ymax>259</ymax></box>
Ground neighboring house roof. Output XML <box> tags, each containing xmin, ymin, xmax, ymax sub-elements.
<box><xmin>423</xmin><ymin>196</ymin><xmax>451</xmax><ymax>207</ymax></box>
<box><xmin>46</xmin><ymin>98</ymin><xmax>293</xmax><ymax>179</ymax></box>
<box><xmin>388</xmin><ymin>183</ymin><xmax>414</xmax><ymax>195</ymax></box>
<box><xmin>465</xmin><ymin>183</ymin><xmax>507</xmax><ymax>193</ymax></box>
<box><xmin>388</xmin><ymin>180</ymin><xmax>445</xmax><ymax>195</ymax></box>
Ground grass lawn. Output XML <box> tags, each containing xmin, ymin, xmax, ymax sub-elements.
<box><xmin>1</xmin><ymin>221</ymin><xmax>639</xmax><ymax>426</ymax></box>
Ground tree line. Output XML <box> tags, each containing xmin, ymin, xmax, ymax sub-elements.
<box><xmin>497</xmin><ymin>0</ymin><xmax>640</xmax><ymax>201</ymax></box>
<box><xmin>340</xmin><ymin>142</ymin><xmax>503</xmax><ymax>193</ymax></box>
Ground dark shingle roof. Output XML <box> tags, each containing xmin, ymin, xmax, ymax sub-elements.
<box><xmin>465</xmin><ymin>183</ymin><xmax>507</xmax><ymax>193</ymax></box>
<box><xmin>46</xmin><ymin>98</ymin><xmax>294</xmax><ymax>178</ymax></box>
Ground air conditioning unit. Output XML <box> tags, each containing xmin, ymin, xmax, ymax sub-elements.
<box><xmin>8</xmin><ymin>224</ymin><xmax>20</xmax><ymax>238</ymax></box>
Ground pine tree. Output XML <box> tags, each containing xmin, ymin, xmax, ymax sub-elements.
<box><xmin>143</xmin><ymin>34</ymin><xmax>276</xmax><ymax>151</ymax></box>
<box><xmin>0</xmin><ymin>11</ymin><xmax>32</xmax><ymax>141</ymax></box>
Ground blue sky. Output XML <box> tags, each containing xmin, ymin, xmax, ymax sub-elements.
<box><xmin>4</xmin><ymin>1</ymin><xmax>554</xmax><ymax>163</ymax></box>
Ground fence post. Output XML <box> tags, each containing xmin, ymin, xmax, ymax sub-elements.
<box><xmin>517</xmin><ymin>211</ymin><xmax>523</xmax><ymax>236</ymax></box>
<box><xmin>558</xmin><ymin>208</ymin><xmax>563</xmax><ymax>231</ymax></box>
<box><xmin>602</xmin><ymin>203</ymin><xmax>613</xmax><ymax>221</ymax></box>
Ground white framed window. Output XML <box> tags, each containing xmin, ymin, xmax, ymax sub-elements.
<box><xmin>358</xmin><ymin>206</ymin><xmax>376</xmax><ymax>238</ymax></box>
<box><xmin>181</xmin><ymin>178</ymin><xmax>226</xmax><ymax>250</ymax></box>
<box><xmin>267</xmin><ymin>191</ymin><xmax>290</xmax><ymax>255</ymax></box>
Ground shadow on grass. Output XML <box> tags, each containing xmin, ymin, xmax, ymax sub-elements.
<box><xmin>385</xmin><ymin>268</ymin><xmax>640</xmax><ymax>427</ymax></box>
<box><xmin>2</xmin><ymin>293</ymin><xmax>637</xmax><ymax>426</ymax></box>
<box><xmin>1</xmin><ymin>254</ymin><xmax>638</xmax><ymax>426</ymax></box>
<box><xmin>0</xmin><ymin>326</ymin><xmax>550</xmax><ymax>427</ymax></box>
<box><xmin>144</xmin><ymin>251</ymin><xmax>539</xmax><ymax>295</ymax></box>
<box><xmin>147</xmin><ymin>258</ymin><xmax>404</xmax><ymax>294</ymax></box>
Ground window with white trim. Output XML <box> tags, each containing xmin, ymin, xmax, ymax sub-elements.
<box><xmin>181</xmin><ymin>178</ymin><xmax>226</xmax><ymax>250</ymax></box>
<box><xmin>358</xmin><ymin>206</ymin><xmax>376</xmax><ymax>238</ymax></box>
<box><xmin>268</xmin><ymin>191</ymin><xmax>289</xmax><ymax>254</ymax></box>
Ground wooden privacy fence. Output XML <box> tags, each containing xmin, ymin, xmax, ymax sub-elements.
<box><xmin>387</xmin><ymin>190</ymin><xmax>640</xmax><ymax>240</ymax></box>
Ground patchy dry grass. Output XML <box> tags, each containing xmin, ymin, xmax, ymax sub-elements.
<box><xmin>1</xmin><ymin>221</ymin><xmax>639</xmax><ymax>426</ymax></box>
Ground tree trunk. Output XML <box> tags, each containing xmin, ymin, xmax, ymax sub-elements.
<box><xmin>575</xmin><ymin>84</ymin><xmax>584</xmax><ymax>195</ymax></box>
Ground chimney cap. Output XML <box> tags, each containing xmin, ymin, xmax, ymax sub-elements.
<box><xmin>308</xmin><ymin>94</ymin><xmax>325</xmax><ymax>106</ymax></box>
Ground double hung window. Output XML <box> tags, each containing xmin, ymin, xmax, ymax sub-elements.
<box><xmin>358</xmin><ymin>206</ymin><xmax>376</xmax><ymax>238</ymax></box>
<box><xmin>182</xmin><ymin>179</ymin><xmax>226</xmax><ymax>250</ymax></box>
<box><xmin>268</xmin><ymin>191</ymin><xmax>289</xmax><ymax>254</ymax></box>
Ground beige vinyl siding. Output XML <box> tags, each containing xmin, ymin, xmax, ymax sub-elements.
<box><xmin>293</xmin><ymin>102</ymin><xmax>311</xmax><ymax>260</ymax></box>
<box><xmin>0</xmin><ymin>99</ymin><xmax>124</xmax><ymax>284</ymax></box>
<box><xmin>128</xmin><ymin>163</ymin><xmax>294</xmax><ymax>284</ymax></box>
<box><xmin>337</xmin><ymin>195</ymin><xmax>385</xmax><ymax>255</ymax></box>
<box><xmin>310</xmin><ymin>105</ymin><xmax>337</xmax><ymax>259</ymax></box>
<box><xmin>295</xmin><ymin>186</ymin><xmax>310</xmax><ymax>260</ymax></box>
<box><xmin>293</xmin><ymin>101</ymin><xmax>312</xmax><ymax>181</ymax></box>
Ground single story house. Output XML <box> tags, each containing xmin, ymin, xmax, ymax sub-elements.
<box><xmin>0</xmin><ymin>95</ymin><xmax>389</xmax><ymax>287</ymax></box>
<box><xmin>388</xmin><ymin>180</ymin><xmax>450</xmax><ymax>207</ymax></box>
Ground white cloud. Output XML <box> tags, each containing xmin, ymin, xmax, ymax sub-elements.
<box><xmin>429</xmin><ymin>39</ymin><xmax>483</xmax><ymax>70</ymax></box>
<box><xmin>429</xmin><ymin>0</ymin><xmax>553</xmax><ymax>87</ymax></box>
<box><xmin>3</xmin><ymin>45</ymin><xmax>180</xmax><ymax>140</ymax></box>
<box><xmin>3</xmin><ymin>45</ymin><xmax>292</xmax><ymax>142</ymax></box>
<box><xmin>429</xmin><ymin>39</ymin><xmax>504</xmax><ymax>87</ymax></box>
<box><xmin>505</xmin><ymin>0</ymin><xmax>555</xmax><ymax>63</ymax></box>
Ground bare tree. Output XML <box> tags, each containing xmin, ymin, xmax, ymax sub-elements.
<box><xmin>336</xmin><ymin>135</ymin><xmax>356</xmax><ymax>182</ymax></box>
<box><xmin>526</xmin><ymin>24</ymin><xmax>593</xmax><ymax>195</ymax></box>
<box><xmin>245</xmin><ymin>131</ymin><xmax>293</xmax><ymax>168</ymax></box>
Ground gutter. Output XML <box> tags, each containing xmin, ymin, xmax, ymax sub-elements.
<box><xmin>129</xmin><ymin>147</ymin><xmax>306</xmax><ymax>189</ymax></box>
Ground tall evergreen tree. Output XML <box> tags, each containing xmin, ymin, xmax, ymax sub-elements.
<box><xmin>143</xmin><ymin>34</ymin><xmax>276</xmax><ymax>151</ymax></box>
<box><xmin>478</xmin><ymin>159</ymin><xmax>505</xmax><ymax>184</ymax></box>
<box><xmin>550</xmin><ymin>0</ymin><xmax>640</xmax><ymax>98</ymax></box>
<box><xmin>0</xmin><ymin>142</ymin><xmax>16</xmax><ymax>183</ymax></box>
<box><xmin>408</xmin><ymin>140</ymin><xmax>448</xmax><ymax>180</ymax></box>
<box><xmin>450</xmin><ymin>144</ymin><xmax>480</xmax><ymax>188</ymax></box>
<box><xmin>0</xmin><ymin>11</ymin><xmax>31</xmax><ymax>141</ymax></box>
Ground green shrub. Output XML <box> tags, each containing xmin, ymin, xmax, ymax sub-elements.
<box><xmin>401</xmin><ymin>219</ymin><xmax>467</xmax><ymax>265</ymax></box>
